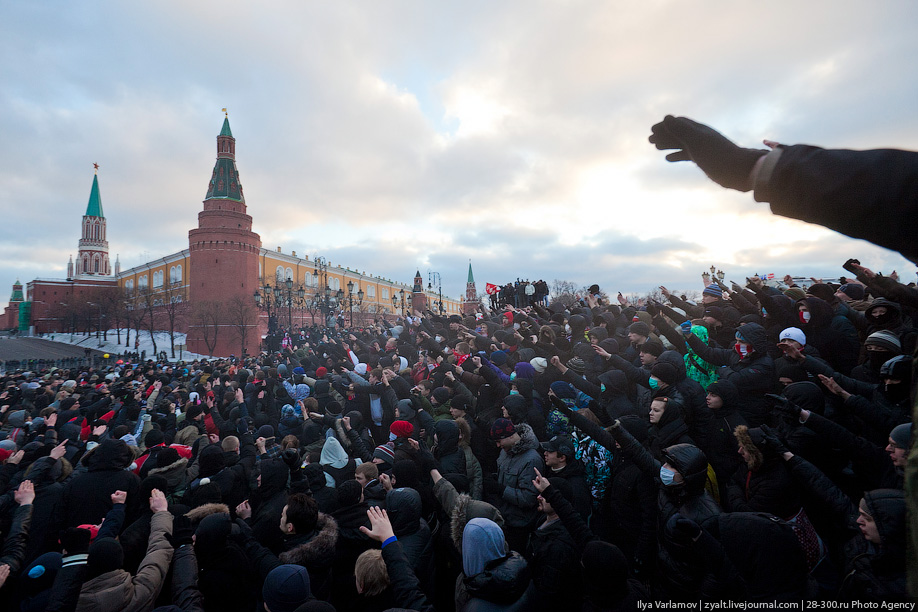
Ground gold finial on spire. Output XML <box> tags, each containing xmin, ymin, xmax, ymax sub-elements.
<box><xmin>93</xmin><ymin>162</ymin><xmax>99</xmax><ymax>174</ymax></box>
<box><xmin>222</xmin><ymin>107</ymin><xmax>228</xmax><ymax>117</ymax></box>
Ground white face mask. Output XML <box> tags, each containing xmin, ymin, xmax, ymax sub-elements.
<box><xmin>565</xmin><ymin>324</ymin><xmax>571</xmax><ymax>334</ymax></box>
<box><xmin>435</xmin><ymin>336</ymin><xmax>443</xmax><ymax>343</ymax></box>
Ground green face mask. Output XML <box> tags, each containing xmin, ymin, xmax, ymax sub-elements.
<box><xmin>648</xmin><ymin>377</ymin><xmax>660</xmax><ymax>390</ymax></box>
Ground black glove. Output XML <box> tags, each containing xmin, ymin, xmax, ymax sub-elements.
<box><xmin>171</xmin><ymin>514</ymin><xmax>194</xmax><ymax>548</ymax></box>
<box><xmin>416</xmin><ymin>449</ymin><xmax>439</xmax><ymax>474</ymax></box>
<box><xmin>482</xmin><ymin>478</ymin><xmax>505</xmax><ymax>497</ymax></box>
<box><xmin>649</xmin><ymin>116</ymin><xmax>767</xmax><ymax>191</ymax></box>
<box><xmin>842</xmin><ymin>258</ymin><xmax>861</xmax><ymax>275</ymax></box>
<box><xmin>282</xmin><ymin>448</ymin><xmax>302</xmax><ymax>470</ymax></box>
<box><xmin>666</xmin><ymin>513</ymin><xmax>702</xmax><ymax>544</ymax></box>
<box><xmin>765</xmin><ymin>394</ymin><xmax>801</xmax><ymax>421</ymax></box>
<box><xmin>645</xmin><ymin>302</ymin><xmax>660</xmax><ymax>318</ymax></box>
<box><xmin>60</xmin><ymin>527</ymin><xmax>92</xmax><ymax>555</ymax></box>
<box><xmin>759</xmin><ymin>424</ymin><xmax>790</xmax><ymax>457</ymax></box>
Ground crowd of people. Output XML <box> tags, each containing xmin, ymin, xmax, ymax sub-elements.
<box><xmin>488</xmin><ymin>280</ymin><xmax>550</xmax><ymax>311</ymax></box>
<box><xmin>0</xmin><ymin>116</ymin><xmax>914</xmax><ymax>611</ymax></box>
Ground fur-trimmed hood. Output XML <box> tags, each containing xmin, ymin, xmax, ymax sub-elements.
<box><xmin>278</xmin><ymin>513</ymin><xmax>339</xmax><ymax>566</ymax></box>
<box><xmin>506</xmin><ymin>423</ymin><xmax>539</xmax><ymax>458</ymax></box>
<box><xmin>185</xmin><ymin>503</ymin><xmax>230</xmax><ymax>523</ymax></box>
<box><xmin>733</xmin><ymin>425</ymin><xmax>765</xmax><ymax>471</ymax></box>
<box><xmin>450</xmin><ymin>492</ymin><xmax>504</xmax><ymax>551</ymax></box>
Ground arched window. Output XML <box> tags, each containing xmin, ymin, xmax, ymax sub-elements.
<box><xmin>366</xmin><ymin>285</ymin><xmax>375</xmax><ymax>298</ymax></box>
<box><xmin>153</xmin><ymin>270</ymin><xmax>163</xmax><ymax>288</ymax></box>
<box><xmin>139</xmin><ymin>275</ymin><xmax>148</xmax><ymax>289</ymax></box>
<box><xmin>125</xmin><ymin>279</ymin><xmax>134</xmax><ymax>293</ymax></box>
<box><xmin>176</xmin><ymin>264</ymin><xmax>182</xmax><ymax>282</ymax></box>
<box><xmin>381</xmin><ymin>288</ymin><xmax>389</xmax><ymax>300</ymax></box>
<box><xmin>275</xmin><ymin>266</ymin><xmax>284</xmax><ymax>282</ymax></box>
<box><xmin>286</xmin><ymin>267</ymin><xmax>293</xmax><ymax>281</ymax></box>
<box><xmin>94</xmin><ymin>256</ymin><xmax>100</xmax><ymax>273</ymax></box>
<box><xmin>332</xmin><ymin>278</ymin><xmax>340</xmax><ymax>291</ymax></box>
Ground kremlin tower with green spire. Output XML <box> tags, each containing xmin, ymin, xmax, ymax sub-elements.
<box><xmin>74</xmin><ymin>167</ymin><xmax>112</xmax><ymax>276</ymax></box>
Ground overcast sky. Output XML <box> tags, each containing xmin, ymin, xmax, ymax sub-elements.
<box><xmin>2</xmin><ymin>1</ymin><xmax>917</xmax><ymax>310</ymax></box>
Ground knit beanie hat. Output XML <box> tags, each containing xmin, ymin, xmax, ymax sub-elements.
<box><xmin>389</xmin><ymin>420</ymin><xmax>414</xmax><ymax>438</ymax></box>
<box><xmin>628</xmin><ymin>321</ymin><xmax>650</xmax><ymax>338</ymax></box>
<box><xmin>337</xmin><ymin>480</ymin><xmax>363</xmax><ymax>507</ymax></box>
<box><xmin>489</xmin><ymin>418</ymin><xmax>516</xmax><ymax>440</ymax></box>
<box><xmin>257</xmin><ymin>424</ymin><xmax>275</xmax><ymax>440</ymax></box>
<box><xmin>490</xmin><ymin>351</ymin><xmax>509</xmax><ymax>367</ymax></box>
<box><xmin>156</xmin><ymin>446</ymin><xmax>181</xmax><ymax>468</ymax></box>
<box><xmin>86</xmin><ymin>538</ymin><xmax>124</xmax><ymax>580</ymax></box>
<box><xmin>529</xmin><ymin>357</ymin><xmax>548</xmax><ymax>373</ymax></box>
<box><xmin>639</xmin><ymin>339</ymin><xmax>664</xmax><ymax>357</ymax></box>
<box><xmin>779</xmin><ymin>327</ymin><xmax>807</xmax><ymax>346</ymax></box>
<box><xmin>263</xmin><ymin>564</ymin><xmax>313</xmax><ymax>612</ymax></box>
<box><xmin>890</xmin><ymin>423</ymin><xmax>912</xmax><ymax>449</ymax></box>
<box><xmin>839</xmin><ymin>283</ymin><xmax>866</xmax><ymax>300</ymax></box>
<box><xmin>703</xmin><ymin>286</ymin><xmax>723</xmax><ymax>299</ymax></box>
<box><xmin>185</xmin><ymin>404</ymin><xmax>204</xmax><ymax>420</ymax></box>
<box><xmin>145</xmin><ymin>428</ymin><xmax>165</xmax><ymax>448</ymax></box>
<box><xmin>315</xmin><ymin>367</ymin><xmax>327</xmax><ymax>379</ymax></box>
<box><xmin>784</xmin><ymin>287</ymin><xmax>806</xmax><ymax>301</ymax></box>
<box><xmin>650</xmin><ymin>362</ymin><xmax>678</xmax><ymax>386</ymax></box>
<box><xmin>431</xmin><ymin>387</ymin><xmax>451</xmax><ymax>406</ymax></box>
<box><xmin>373</xmin><ymin>443</ymin><xmax>395</xmax><ymax>464</ymax></box>
<box><xmin>865</xmin><ymin>330</ymin><xmax>902</xmax><ymax>353</ymax></box>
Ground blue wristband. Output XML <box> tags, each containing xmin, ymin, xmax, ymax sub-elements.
<box><xmin>382</xmin><ymin>536</ymin><xmax>397</xmax><ymax>549</ymax></box>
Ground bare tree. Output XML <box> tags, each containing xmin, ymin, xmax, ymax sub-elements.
<box><xmin>192</xmin><ymin>300</ymin><xmax>223</xmax><ymax>356</ymax></box>
<box><xmin>226</xmin><ymin>295</ymin><xmax>257</xmax><ymax>357</ymax></box>
<box><xmin>549</xmin><ymin>279</ymin><xmax>580</xmax><ymax>309</ymax></box>
<box><xmin>136</xmin><ymin>286</ymin><xmax>159</xmax><ymax>355</ymax></box>
<box><xmin>158</xmin><ymin>281</ymin><xmax>188</xmax><ymax>358</ymax></box>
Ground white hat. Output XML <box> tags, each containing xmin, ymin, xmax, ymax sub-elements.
<box><xmin>779</xmin><ymin>327</ymin><xmax>806</xmax><ymax>346</ymax></box>
<box><xmin>530</xmin><ymin>357</ymin><xmax>548</xmax><ymax>374</ymax></box>
<box><xmin>354</xmin><ymin>363</ymin><xmax>368</xmax><ymax>375</ymax></box>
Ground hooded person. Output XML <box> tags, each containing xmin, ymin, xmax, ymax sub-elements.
<box><xmin>249</xmin><ymin>459</ymin><xmax>291</xmax><ymax>554</ymax></box>
<box><xmin>330</xmin><ymin>479</ymin><xmax>373</xmax><ymax>610</ymax></box>
<box><xmin>194</xmin><ymin>512</ymin><xmax>259</xmax><ymax>611</ymax></box>
<box><xmin>303</xmin><ymin>463</ymin><xmax>339</xmax><ymax>514</ymax></box>
<box><xmin>776</xmin><ymin>382</ymin><xmax>847</xmax><ymax>482</ymax></box>
<box><xmin>682</xmin><ymin>324</ymin><xmax>719</xmax><ymax>390</ymax></box>
<box><xmin>456</xmin><ymin>518</ymin><xmax>534</xmax><ymax>611</ymax></box>
<box><xmin>841</xmin><ymin>489</ymin><xmax>906</xmax><ymax>600</ymax></box>
<box><xmin>596</xmin><ymin>369</ymin><xmax>648</xmax><ymax>422</ymax></box>
<box><xmin>486</xmin><ymin>419</ymin><xmax>543</xmax><ymax>554</ymax></box>
<box><xmin>386</xmin><ymin>487</ymin><xmax>434</xmax><ymax>596</ymax></box>
<box><xmin>864</xmin><ymin>298</ymin><xmax>916</xmax><ymax>356</ymax></box>
<box><xmin>18</xmin><ymin>455</ymin><xmax>69</xmax><ymax>565</ymax></box>
<box><xmin>654</xmin><ymin>350</ymin><xmax>713</xmax><ymax>451</ymax></box>
<box><xmin>684</xmin><ymin>322</ymin><xmax>775</xmax><ymax>427</ymax></box>
<box><xmin>320</xmin><ymin>436</ymin><xmax>359</xmax><ymax>488</ymax></box>
<box><xmin>795</xmin><ymin>296</ymin><xmax>860</xmax><ymax>375</ymax></box>
<box><xmin>62</xmin><ymin>438</ymin><xmax>142</xmax><ymax>528</ymax></box>
<box><xmin>851</xmin><ymin>330</ymin><xmax>903</xmax><ymax>385</ymax></box>
<box><xmin>703</xmin><ymin>380</ymin><xmax>747</xmax><ymax>495</ymax></box>
<box><xmin>645</xmin><ymin>396</ymin><xmax>693</xmax><ymax>460</ymax></box>
<box><xmin>433</xmin><ymin>419</ymin><xmax>465</xmax><ymax>477</ymax></box>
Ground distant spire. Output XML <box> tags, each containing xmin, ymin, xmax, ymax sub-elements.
<box><xmin>85</xmin><ymin>173</ymin><xmax>103</xmax><ymax>217</ymax></box>
<box><xmin>467</xmin><ymin>261</ymin><xmax>475</xmax><ymax>284</ymax></box>
<box><xmin>220</xmin><ymin>116</ymin><xmax>233</xmax><ymax>137</ymax></box>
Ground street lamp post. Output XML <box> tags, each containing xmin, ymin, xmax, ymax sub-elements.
<box><xmin>87</xmin><ymin>301</ymin><xmax>104</xmax><ymax>347</ymax></box>
<box><xmin>344</xmin><ymin>280</ymin><xmax>364</xmax><ymax>327</ymax></box>
<box><xmin>427</xmin><ymin>271</ymin><xmax>443</xmax><ymax>315</ymax></box>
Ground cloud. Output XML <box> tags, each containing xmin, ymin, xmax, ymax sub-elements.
<box><xmin>1</xmin><ymin>1</ymin><xmax>916</xmax><ymax>313</ymax></box>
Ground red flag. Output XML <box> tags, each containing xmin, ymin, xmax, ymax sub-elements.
<box><xmin>485</xmin><ymin>283</ymin><xmax>499</xmax><ymax>295</ymax></box>
<box><xmin>766</xmin><ymin>273</ymin><xmax>775</xmax><ymax>280</ymax></box>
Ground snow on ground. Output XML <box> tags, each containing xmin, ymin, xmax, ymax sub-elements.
<box><xmin>39</xmin><ymin>329</ymin><xmax>214</xmax><ymax>362</ymax></box>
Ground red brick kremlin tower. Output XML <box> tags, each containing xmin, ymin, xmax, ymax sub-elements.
<box><xmin>187</xmin><ymin>114</ymin><xmax>262</xmax><ymax>357</ymax></box>
<box><xmin>463</xmin><ymin>261</ymin><xmax>478</xmax><ymax>315</ymax></box>
<box><xmin>411</xmin><ymin>270</ymin><xmax>427</xmax><ymax>314</ymax></box>
<box><xmin>74</xmin><ymin>168</ymin><xmax>112</xmax><ymax>277</ymax></box>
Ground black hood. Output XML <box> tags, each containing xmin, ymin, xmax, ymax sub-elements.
<box><xmin>434</xmin><ymin>419</ymin><xmax>460</xmax><ymax>457</ymax></box>
<box><xmin>866</xmin><ymin>298</ymin><xmax>903</xmax><ymax>330</ymax></box>
<box><xmin>662</xmin><ymin>443</ymin><xmax>708</xmax><ymax>496</ymax></box>
<box><xmin>385</xmin><ymin>487</ymin><xmax>422</xmax><ymax>537</ymax></box>
<box><xmin>797</xmin><ymin>297</ymin><xmax>835</xmax><ymax>330</ymax></box>
<box><xmin>735</xmin><ymin>322</ymin><xmax>768</xmax><ymax>355</ymax></box>
<box><xmin>257</xmin><ymin>459</ymin><xmax>290</xmax><ymax>499</ymax></box>
<box><xmin>783</xmin><ymin>381</ymin><xmax>825</xmax><ymax>414</ymax></box>
<box><xmin>86</xmin><ymin>439</ymin><xmax>132</xmax><ymax>472</ymax></box>
<box><xmin>304</xmin><ymin>463</ymin><xmax>327</xmax><ymax>490</ymax></box>
<box><xmin>706</xmin><ymin>379</ymin><xmax>740</xmax><ymax>410</ymax></box>
<box><xmin>656</xmin><ymin>351</ymin><xmax>687</xmax><ymax>381</ymax></box>
<box><xmin>863</xmin><ymin>489</ymin><xmax>905</xmax><ymax>567</ymax></box>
